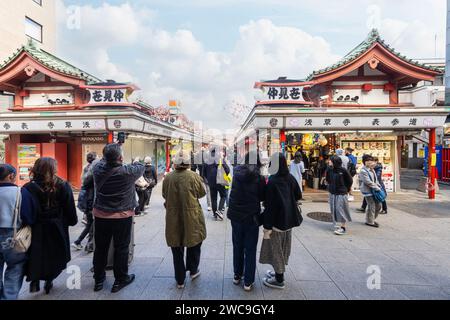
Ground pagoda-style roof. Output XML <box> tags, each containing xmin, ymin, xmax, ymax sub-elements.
<box><xmin>307</xmin><ymin>29</ymin><xmax>443</xmax><ymax>82</ymax></box>
<box><xmin>0</xmin><ymin>39</ymin><xmax>101</xmax><ymax>84</ymax></box>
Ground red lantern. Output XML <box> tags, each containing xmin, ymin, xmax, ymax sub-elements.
<box><xmin>362</xmin><ymin>84</ymin><xmax>373</xmax><ymax>92</ymax></box>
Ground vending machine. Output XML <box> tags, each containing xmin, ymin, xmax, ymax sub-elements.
<box><xmin>17</xmin><ymin>144</ymin><xmax>41</xmax><ymax>186</ymax></box>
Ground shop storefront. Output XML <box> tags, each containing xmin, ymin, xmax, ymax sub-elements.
<box><xmin>238</xmin><ymin>30</ymin><xmax>449</xmax><ymax>194</ymax></box>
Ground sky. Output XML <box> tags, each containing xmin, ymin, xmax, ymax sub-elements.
<box><xmin>56</xmin><ymin>0</ymin><xmax>447</xmax><ymax>130</ymax></box>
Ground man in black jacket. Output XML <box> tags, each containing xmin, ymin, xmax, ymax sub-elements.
<box><xmin>92</xmin><ymin>143</ymin><xmax>144</xmax><ymax>293</ymax></box>
<box><xmin>202</xmin><ymin>148</ymin><xmax>230</xmax><ymax>221</ymax></box>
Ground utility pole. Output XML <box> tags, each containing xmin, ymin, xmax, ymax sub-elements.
<box><xmin>446</xmin><ymin>0</ymin><xmax>450</xmax><ymax>104</ymax></box>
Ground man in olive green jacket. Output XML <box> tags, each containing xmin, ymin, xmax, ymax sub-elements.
<box><xmin>162</xmin><ymin>151</ymin><xmax>207</xmax><ymax>289</ymax></box>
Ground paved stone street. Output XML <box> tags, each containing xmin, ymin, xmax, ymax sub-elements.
<box><xmin>19</xmin><ymin>181</ymin><xmax>450</xmax><ymax>301</ymax></box>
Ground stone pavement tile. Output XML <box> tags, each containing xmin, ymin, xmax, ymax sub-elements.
<box><xmin>305</xmin><ymin>247</ymin><xmax>363</xmax><ymax>264</ymax></box>
<box><xmin>365</xmin><ymin>238</ymin><xmax>406</xmax><ymax>251</ymax></box>
<box><xmin>296</xmin><ymin>235</ymin><xmax>347</xmax><ymax>250</ymax></box>
<box><xmin>395</xmin><ymin>239</ymin><xmax>436</xmax><ymax>251</ymax></box>
<box><xmin>334</xmin><ymin>281</ymin><xmax>409</xmax><ymax>300</ymax></box>
<box><xmin>222</xmin><ymin>279</ymin><xmax>264</xmax><ymax>300</ymax></box>
<box><xmin>319</xmin><ymin>263</ymin><xmax>377</xmax><ymax>283</ymax></box>
<box><xmin>408</xmin><ymin>266</ymin><xmax>450</xmax><ymax>288</ymax></box>
<box><xmin>335</xmin><ymin>238</ymin><xmax>373</xmax><ymax>250</ymax></box>
<box><xmin>381</xmin><ymin>265</ymin><xmax>431</xmax><ymax>286</ymax></box>
<box><xmin>140</xmin><ymin>277</ymin><xmax>184</xmax><ymax>300</ymax></box>
<box><xmin>417</xmin><ymin>252</ymin><xmax>450</xmax><ymax>267</ymax></box>
<box><xmin>155</xmin><ymin>254</ymin><xmax>178</xmax><ymax>278</ymax></box>
<box><xmin>298</xmin><ymin>281</ymin><xmax>347</xmax><ymax>300</ymax></box>
<box><xmin>348</xmin><ymin>249</ymin><xmax>397</xmax><ymax>265</ymax></box>
<box><xmin>289</xmin><ymin>259</ymin><xmax>332</xmax><ymax>282</ymax></box>
<box><xmin>383</xmin><ymin>250</ymin><xmax>439</xmax><ymax>266</ymax></box>
<box><xmin>393</xmin><ymin>285</ymin><xmax>450</xmax><ymax>300</ymax></box>
<box><xmin>181</xmin><ymin>259</ymin><xmax>224</xmax><ymax>300</ymax></box>
<box><xmin>421</xmin><ymin>238</ymin><xmax>450</xmax><ymax>253</ymax></box>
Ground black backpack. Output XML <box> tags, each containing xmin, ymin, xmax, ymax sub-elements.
<box><xmin>347</xmin><ymin>161</ymin><xmax>357</xmax><ymax>177</ymax></box>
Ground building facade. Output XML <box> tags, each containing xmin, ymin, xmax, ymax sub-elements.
<box><xmin>0</xmin><ymin>41</ymin><xmax>195</xmax><ymax>188</ymax></box>
<box><xmin>238</xmin><ymin>29</ymin><xmax>449</xmax><ymax>193</ymax></box>
<box><xmin>0</xmin><ymin>0</ymin><xmax>56</xmax><ymax>61</ymax></box>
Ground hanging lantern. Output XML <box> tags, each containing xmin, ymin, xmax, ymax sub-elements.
<box><xmin>319</xmin><ymin>135</ymin><xmax>328</xmax><ymax>147</ymax></box>
<box><xmin>303</xmin><ymin>134</ymin><xmax>313</xmax><ymax>145</ymax></box>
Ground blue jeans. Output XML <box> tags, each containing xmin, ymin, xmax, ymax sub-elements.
<box><xmin>231</xmin><ymin>220</ymin><xmax>259</xmax><ymax>286</ymax></box>
<box><xmin>0</xmin><ymin>229</ymin><xmax>28</xmax><ymax>300</ymax></box>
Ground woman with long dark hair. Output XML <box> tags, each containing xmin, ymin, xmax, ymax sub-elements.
<box><xmin>260</xmin><ymin>153</ymin><xmax>303</xmax><ymax>290</ymax></box>
<box><xmin>23</xmin><ymin>157</ymin><xmax>78</xmax><ymax>294</ymax></box>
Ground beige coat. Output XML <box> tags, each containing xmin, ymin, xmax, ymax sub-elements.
<box><xmin>162</xmin><ymin>169</ymin><xmax>207</xmax><ymax>248</ymax></box>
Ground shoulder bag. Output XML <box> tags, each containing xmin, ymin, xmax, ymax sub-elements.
<box><xmin>12</xmin><ymin>187</ymin><xmax>32</xmax><ymax>253</ymax></box>
<box><xmin>364</xmin><ymin>168</ymin><xmax>387</xmax><ymax>203</ymax></box>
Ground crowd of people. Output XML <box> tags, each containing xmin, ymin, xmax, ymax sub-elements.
<box><xmin>0</xmin><ymin>142</ymin><xmax>388</xmax><ymax>300</ymax></box>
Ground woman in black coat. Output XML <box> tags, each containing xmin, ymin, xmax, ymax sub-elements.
<box><xmin>24</xmin><ymin>157</ymin><xmax>78</xmax><ymax>294</ymax></box>
<box><xmin>259</xmin><ymin>153</ymin><xmax>303</xmax><ymax>290</ymax></box>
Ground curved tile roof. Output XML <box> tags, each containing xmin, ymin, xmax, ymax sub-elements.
<box><xmin>0</xmin><ymin>39</ymin><xmax>102</xmax><ymax>84</ymax></box>
<box><xmin>307</xmin><ymin>29</ymin><xmax>442</xmax><ymax>80</ymax></box>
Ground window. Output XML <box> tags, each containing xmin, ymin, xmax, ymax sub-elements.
<box><xmin>25</xmin><ymin>17</ymin><xmax>42</xmax><ymax>43</ymax></box>
<box><xmin>33</xmin><ymin>0</ymin><xmax>42</xmax><ymax>5</ymax></box>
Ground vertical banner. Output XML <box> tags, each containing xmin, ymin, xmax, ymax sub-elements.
<box><xmin>156</xmin><ymin>141</ymin><xmax>167</xmax><ymax>175</ymax></box>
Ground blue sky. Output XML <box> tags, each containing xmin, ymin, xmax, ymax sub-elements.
<box><xmin>57</xmin><ymin>0</ymin><xmax>446</xmax><ymax>129</ymax></box>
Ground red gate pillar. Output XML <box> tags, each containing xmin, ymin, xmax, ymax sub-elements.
<box><xmin>428</xmin><ymin>128</ymin><xmax>437</xmax><ymax>200</ymax></box>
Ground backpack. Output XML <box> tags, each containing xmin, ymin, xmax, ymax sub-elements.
<box><xmin>347</xmin><ymin>161</ymin><xmax>357</xmax><ymax>177</ymax></box>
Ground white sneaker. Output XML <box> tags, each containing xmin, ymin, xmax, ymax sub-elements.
<box><xmin>207</xmin><ymin>207</ymin><xmax>212</xmax><ymax>212</ymax></box>
<box><xmin>244</xmin><ymin>283</ymin><xmax>254</xmax><ymax>292</ymax></box>
<box><xmin>190</xmin><ymin>270</ymin><xmax>201</xmax><ymax>280</ymax></box>
<box><xmin>177</xmin><ymin>284</ymin><xmax>185</xmax><ymax>289</ymax></box>
<box><xmin>215</xmin><ymin>211</ymin><xmax>224</xmax><ymax>221</ymax></box>
<box><xmin>71</xmin><ymin>243</ymin><xmax>83</xmax><ymax>251</ymax></box>
<box><xmin>266</xmin><ymin>270</ymin><xmax>276</xmax><ymax>278</ymax></box>
<box><xmin>334</xmin><ymin>227</ymin><xmax>347</xmax><ymax>236</ymax></box>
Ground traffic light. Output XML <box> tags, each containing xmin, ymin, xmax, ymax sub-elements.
<box><xmin>117</xmin><ymin>132</ymin><xmax>126</xmax><ymax>144</ymax></box>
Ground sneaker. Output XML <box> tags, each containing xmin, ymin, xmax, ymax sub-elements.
<box><xmin>233</xmin><ymin>275</ymin><xmax>242</xmax><ymax>285</ymax></box>
<box><xmin>244</xmin><ymin>283</ymin><xmax>254</xmax><ymax>292</ymax></box>
<box><xmin>334</xmin><ymin>227</ymin><xmax>347</xmax><ymax>236</ymax></box>
<box><xmin>135</xmin><ymin>212</ymin><xmax>144</xmax><ymax>217</ymax></box>
<box><xmin>263</xmin><ymin>277</ymin><xmax>285</xmax><ymax>290</ymax></box>
<box><xmin>190</xmin><ymin>270</ymin><xmax>201</xmax><ymax>280</ymax></box>
<box><xmin>207</xmin><ymin>207</ymin><xmax>212</xmax><ymax>212</ymax></box>
<box><xmin>356</xmin><ymin>208</ymin><xmax>366</xmax><ymax>213</ymax></box>
<box><xmin>266</xmin><ymin>270</ymin><xmax>276</xmax><ymax>278</ymax></box>
<box><xmin>111</xmin><ymin>274</ymin><xmax>135</xmax><ymax>293</ymax></box>
<box><xmin>71</xmin><ymin>242</ymin><xmax>83</xmax><ymax>251</ymax></box>
<box><xmin>177</xmin><ymin>283</ymin><xmax>185</xmax><ymax>289</ymax></box>
<box><xmin>380</xmin><ymin>210</ymin><xmax>388</xmax><ymax>215</ymax></box>
<box><xmin>365</xmin><ymin>222</ymin><xmax>380</xmax><ymax>228</ymax></box>
<box><xmin>215</xmin><ymin>211</ymin><xmax>224</xmax><ymax>221</ymax></box>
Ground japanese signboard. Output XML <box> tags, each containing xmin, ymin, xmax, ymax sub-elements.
<box><xmin>284</xmin><ymin>116</ymin><xmax>446</xmax><ymax>129</ymax></box>
<box><xmin>88</xmin><ymin>88</ymin><xmax>128</xmax><ymax>105</ymax></box>
<box><xmin>0</xmin><ymin>119</ymin><xmax>106</xmax><ymax>133</ymax></box>
<box><xmin>258</xmin><ymin>86</ymin><xmax>306</xmax><ymax>103</ymax></box>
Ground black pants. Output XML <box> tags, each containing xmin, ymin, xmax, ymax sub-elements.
<box><xmin>231</xmin><ymin>220</ymin><xmax>259</xmax><ymax>286</ymax></box>
<box><xmin>362</xmin><ymin>197</ymin><xmax>387</xmax><ymax>212</ymax></box>
<box><xmin>135</xmin><ymin>189</ymin><xmax>149</xmax><ymax>214</ymax></box>
<box><xmin>171</xmin><ymin>243</ymin><xmax>202</xmax><ymax>285</ymax></box>
<box><xmin>210</xmin><ymin>184</ymin><xmax>226</xmax><ymax>213</ymax></box>
<box><xmin>75</xmin><ymin>211</ymin><xmax>93</xmax><ymax>246</ymax></box>
<box><xmin>93</xmin><ymin>217</ymin><xmax>132</xmax><ymax>282</ymax></box>
<box><xmin>145</xmin><ymin>188</ymin><xmax>153</xmax><ymax>206</ymax></box>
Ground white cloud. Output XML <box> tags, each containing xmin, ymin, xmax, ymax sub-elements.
<box><xmin>56</xmin><ymin>1</ymin><xmax>446</xmax><ymax>129</ymax></box>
